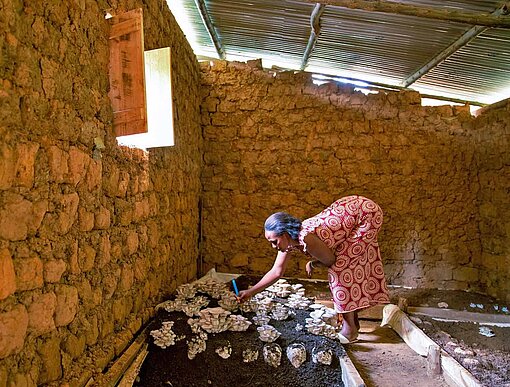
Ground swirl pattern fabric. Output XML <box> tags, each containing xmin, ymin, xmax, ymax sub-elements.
<box><xmin>299</xmin><ymin>195</ymin><xmax>390</xmax><ymax>313</ymax></box>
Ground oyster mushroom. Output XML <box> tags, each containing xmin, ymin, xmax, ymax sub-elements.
<box><xmin>263</xmin><ymin>343</ymin><xmax>282</xmax><ymax>367</ymax></box>
<box><xmin>286</xmin><ymin>343</ymin><xmax>307</xmax><ymax>368</ymax></box>
<box><xmin>257</xmin><ymin>324</ymin><xmax>281</xmax><ymax>343</ymax></box>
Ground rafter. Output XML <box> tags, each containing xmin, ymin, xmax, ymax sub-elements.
<box><xmin>403</xmin><ymin>4</ymin><xmax>508</xmax><ymax>87</ymax></box>
<box><xmin>193</xmin><ymin>0</ymin><xmax>225</xmax><ymax>59</ymax></box>
<box><xmin>301</xmin><ymin>3</ymin><xmax>326</xmax><ymax>70</ymax></box>
<box><xmin>302</xmin><ymin>0</ymin><xmax>510</xmax><ymax>28</ymax></box>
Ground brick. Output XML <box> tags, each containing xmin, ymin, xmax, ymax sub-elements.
<box><xmin>79</xmin><ymin>243</ymin><xmax>96</xmax><ymax>272</ymax></box>
<box><xmin>47</xmin><ymin>146</ymin><xmax>69</xmax><ymax>183</ymax></box>
<box><xmin>63</xmin><ymin>333</ymin><xmax>86</xmax><ymax>359</ymax></box>
<box><xmin>0</xmin><ymin>194</ymin><xmax>41</xmax><ymax>241</ymax></box>
<box><xmin>138</xmin><ymin>170</ymin><xmax>150</xmax><ymax>193</ymax></box>
<box><xmin>0</xmin><ymin>144</ymin><xmax>16</xmax><ymax>189</ymax></box>
<box><xmin>118</xmin><ymin>265</ymin><xmax>134</xmax><ymax>292</ymax></box>
<box><xmin>117</xmin><ymin>171</ymin><xmax>130</xmax><ymax>197</ymax></box>
<box><xmin>15</xmin><ymin>256</ymin><xmax>44</xmax><ymax>291</ymax></box>
<box><xmin>27</xmin><ymin>292</ymin><xmax>56</xmax><ymax>336</ymax></box>
<box><xmin>57</xmin><ymin>193</ymin><xmax>79</xmax><ymax>234</ymax></box>
<box><xmin>67</xmin><ymin>146</ymin><xmax>90</xmax><ymax>186</ymax></box>
<box><xmin>133</xmin><ymin>198</ymin><xmax>150</xmax><ymax>222</ymax></box>
<box><xmin>54</xmin><ymin>285</ymin><xmax>78</xmax><ymax>326</ymax></box>
<box><xmin>86</xmin><ymin>159</ymin><xmax>102</xmax><ymax>191</ymax></box>
<box><xmin>126</xmin><ymin>230</ymin><xmax>139</xmax><ymax>255</ymax></box>
<box><xmin>230</xmin><ymin>252</ymin><xmax>249</xmax><ymax>267</ymax></box>
<box><xmin>37</xmin><ymin>336</ymin><xmax>62</xmax><ymax>384</ymax></box>
<box><xmin>68</xmin><ymin>240</ymin><xmax>80</xmax><ymax>275</ymax></box>
<box><xmin>14</xmin><ymin>142</ymin><xmax>39</xmax><ymax>188</ymax></box>
<box><xmin>0</xmin><ymin>305</ymin><xmax>28</xmax><ymax>359</ymax></box>
<box><xmin>0</xmin><ymin>249</ymin><xmax>16</xmax><ymax>299</ymax></box>
<box><xmin>43</xmin><ymin>259</ymin><xmax>66</xmax><ymax>283</ymax></box>
<box><xmin>97</xmin><ymin>234</ymin><xmax>111</xmax><ymax>268</ymax></box>
<box><xmin>453</xmin><ymin>267</ymin><xmax>480</xmax><ymax>282</ymax></box>
<box><xmin>112</xmin><ymin>297</ymin><xmax>131</xmax><ymax>324</ymax></box>
<box><xmin>104</xmin><ymin>165</ymin><xmax>120</xmax><ymax>197</ymax></box>
<box><xmin>94</xmin><ymin>206</ymin><xmax>110</xmax><ymax>229</ymax></box>
<box><xmin>78</xmin><ymin>207</ymin><xmax>95</xmax><ymax>231</ymax></box>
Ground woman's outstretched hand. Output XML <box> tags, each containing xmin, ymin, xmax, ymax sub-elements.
<box><xmin>305</xmin><ymin>260</ymin><xmax>314</xmax><ymax>278</ymax></box>
<box><xmin>237</xmin><ymin>289</ymin><xmax>252</xmax><ymax>303</ymax></box>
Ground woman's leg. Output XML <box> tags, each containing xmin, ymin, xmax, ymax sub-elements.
<box><xmin>339</xmin><ymin>311</ymin><xmax>358</xmax><ymax>341</ymax></box>
<box><xmin>337</xmin><ymin>310</ymin><xmax>360</xmax><ymax>330</ymax></box>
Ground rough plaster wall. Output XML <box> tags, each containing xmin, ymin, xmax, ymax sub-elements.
<box><xmin>200</xmin><ymin>60</ymin><xmax>481</xmax><ymax>294</ymax></box>
<box><xmin>474</xmin><ymin>101</ymin><xmax>510</xmax><ymax>303</ymax></box>
<box><xmin>0</xmin><ymin>1</ymin><xmax>201</xmax><ymax>385</ymax></box>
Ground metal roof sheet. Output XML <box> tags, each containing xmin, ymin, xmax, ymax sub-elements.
<box><xmin>167</xmin><ymin>0</ymin><xmax>510</xmax><ymax>105</ymax></box>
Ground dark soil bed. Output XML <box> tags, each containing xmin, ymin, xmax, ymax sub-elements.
<box><xmin>131</xmin><ymin>276</ymin><xmax>509</xmax><ymax>387</ymax></box>
<box><xmin>389</xmin><ymin>287</ymin><xmax>510</xmax><ymax>387</ymax></box>
<box><xmin>134</xmin><ymin>276</ymin><xmax>346</xmax><ymax>387</ymax></box>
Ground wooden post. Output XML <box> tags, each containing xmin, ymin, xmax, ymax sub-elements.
<box><xmin>397</xmin><ymin>297</ymin><xmax>408</xmax><ymax>313</ymax></box>
<box><xmin>427</xmin><ymin>345</ymin><xmax>442</xmax><ymax>376</ymax></box>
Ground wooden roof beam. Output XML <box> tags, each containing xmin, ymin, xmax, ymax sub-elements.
<box><xmin>193</xmin><ymin>0</ymin><xmax>226</xmax><ymax>59</ymax></box>
<box><xmin>301</xmin><ymin>3</ymin><xmax>326</xmax><ymax>70</ymax></box>
<box><xmin>302</xmin><ymin>0</ymin><xmax>510</xmax><ymax>28</ymax></box>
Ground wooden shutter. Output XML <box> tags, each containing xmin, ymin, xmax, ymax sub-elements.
<box><xmin>108</xmin><ymin>9</ymin><xmax>147</xmax><ymax>136</ymax></box>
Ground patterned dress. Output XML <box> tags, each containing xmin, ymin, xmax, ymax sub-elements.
<box><xmin>298</xmin><ymin>195</ymin><xmax>390</xmax><ymax>313</ymax></box>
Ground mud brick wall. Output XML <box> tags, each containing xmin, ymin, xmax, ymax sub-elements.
<box><xmin>199</xmin><ymin>60</ymin><xmax>483</xmax><ymax>293</ymax></box>
<box><xmin>0</xmin><ymin>1</ymin><xmax>201</xmax><ymax>385</ymax></box>
<box><xmin>474</xmin><ymin>101</ymin><xmax>510</xmax><ymax>303</ymax></box>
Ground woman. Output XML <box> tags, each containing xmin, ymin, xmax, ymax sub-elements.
<box><xmin>237</xmin><ymin>195</ymin><xmax>390</xmax><ymax>344</ymax></box>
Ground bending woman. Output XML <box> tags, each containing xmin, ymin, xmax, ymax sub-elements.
<box><xmin>237</xmin><ymin>195</ymin><xmax>390</xmax><ymax>344</ymax></box>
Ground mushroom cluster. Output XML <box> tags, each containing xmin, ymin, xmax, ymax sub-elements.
<box><xmin>151</xmin><ymin>276</ymin><xmax>341</xmax><ymax>370</ymax></box>
<box><xmin>266</xmin><ymin>280</ymin><xmax>293</xmax><ymax>298</ymax></box>
<box><xmin>263</xmin><ymin>343</ymin><xmax>282</xmax><ymax>367</ymax></box>
<box><xmin>252</xmin><ymin>313</ymin><xmax>270</xmax><ymax>326</ymax></box>
<box><xmin>228</xmin><ymin>314</ymin><xmax>252</xmax><ymax>331</ymax></box>
<box><xmin>156</xmin><ymin>297</ymin><xmax>187</xmax><ymax>313</ymax></box>
<box><xmin>312</xmin><ymin>345</ymin><xmax>334</xmax><ymax>365</ymax></box>
<box><xmin>242</xmin><ymin>347</ymin><xmax>259</xmax><ymax>363</ymax></box>
<box><xmin>238</xmin><ymin>299</ymin><xmax>257</xmax><ymax>313</ymax></box>
<box><xmin>196</xmin><ymin>278</ymin><xmax>229</xmax><ymax>299</ymax></box>
<box><xmin>218</xmin><ymin>293</ymin><xmax>239</xmax><ymax>312</ymax></box>
<box><xmin>305</xmin><ymin>317</ymin><xmax>337</xmax><ymax>339</ymax></box>
<box><xmin>285</xmin><ymin>293</ymin><xmax>313</xmax><ymax>309</ymax></box>
<box><xmin>197</xmin><ymin>307</ymin><xmax>232</xmax><ymax>333</ymax></box>
<box><xmin>309</xmin><ymin>303</ymin><xmax>338</xmax><ymax>325</ymax></box>
<box><xmin>253</xmin><ymin>294</ymin><xmax>275</xmax><ymax>315</ymax></box>
<box><xmin>182</xmin><ymin>295</ymin><xmax>210</xmax><ymax>317</ymax></box>
<box><xmin>150</xmin><ymin>321</ymin><xmax>178</xmax><ymax>349</ymax></box>
<box><xmin>215</xmin><ymin>342</ymin><xmax>232</xmax><ymax>359</ymax></box>
<box><xmin>286</xmin><ymin>343</ymin><xmax>307</xmax><ymax>368</ymax></box>
<box><xmin>305</xmin><ymin>303</ymin><xmax>339</xmax><ymax>338</ymax></box>
<box><xmin>187</xmin><ymin>332</ymin><xmax>207</xmax><ymax>359</ymax></box>
<box><xmin>257</xmin><ymin>324</ymin><xmax>281</xmax><ymax>343</ymax></box>
<box><xmin>271</xmin><ymin>304</ymin><xmax>293</xmax><ymax>321</ymax></box>
<box><xmin>176</xmin><ymin>283</ymin><xmax>197</xmax><ymax>299</ymax></box>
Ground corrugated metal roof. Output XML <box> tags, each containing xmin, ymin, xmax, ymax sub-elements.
<box><xmin>167</xmin><ymin>0</ymin><xmax>510</xmax><ymax>105</ymax></box>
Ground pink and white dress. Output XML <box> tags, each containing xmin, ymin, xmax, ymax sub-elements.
<box><xmin>298</xmin><ymin>195</ymin><xmax>390</xmax><ymax>313</ymax></box>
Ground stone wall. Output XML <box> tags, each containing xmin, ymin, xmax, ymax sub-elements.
<box><xmin>200</xmin><ymin>60</ymin><xmax>482</xmax><ymax>293</ymax></box>
<box><xmin>474</xmin><ymin>100</ymin><xmax>510</xmax><ymax>302</ymax></box>
<box><xmin>0</xmin><ymin>1</ymin><xmax>201</xmax><ymax>385</ymax></box>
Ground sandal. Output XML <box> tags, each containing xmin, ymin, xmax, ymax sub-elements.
<box><xmin>337</xmin><ymin>332</ymin><xmax>359</xmax><ymax>344</ymax></box>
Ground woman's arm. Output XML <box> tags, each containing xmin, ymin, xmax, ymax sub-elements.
<box><xmin>237</xmin><ymin>250</ymin><xmax>290</xmax><ymax>301</ymax></box>
<box><xmin>303</xmin><ymin>233</ymin><xmax>335</xmax><ymax>267</ymax></box>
